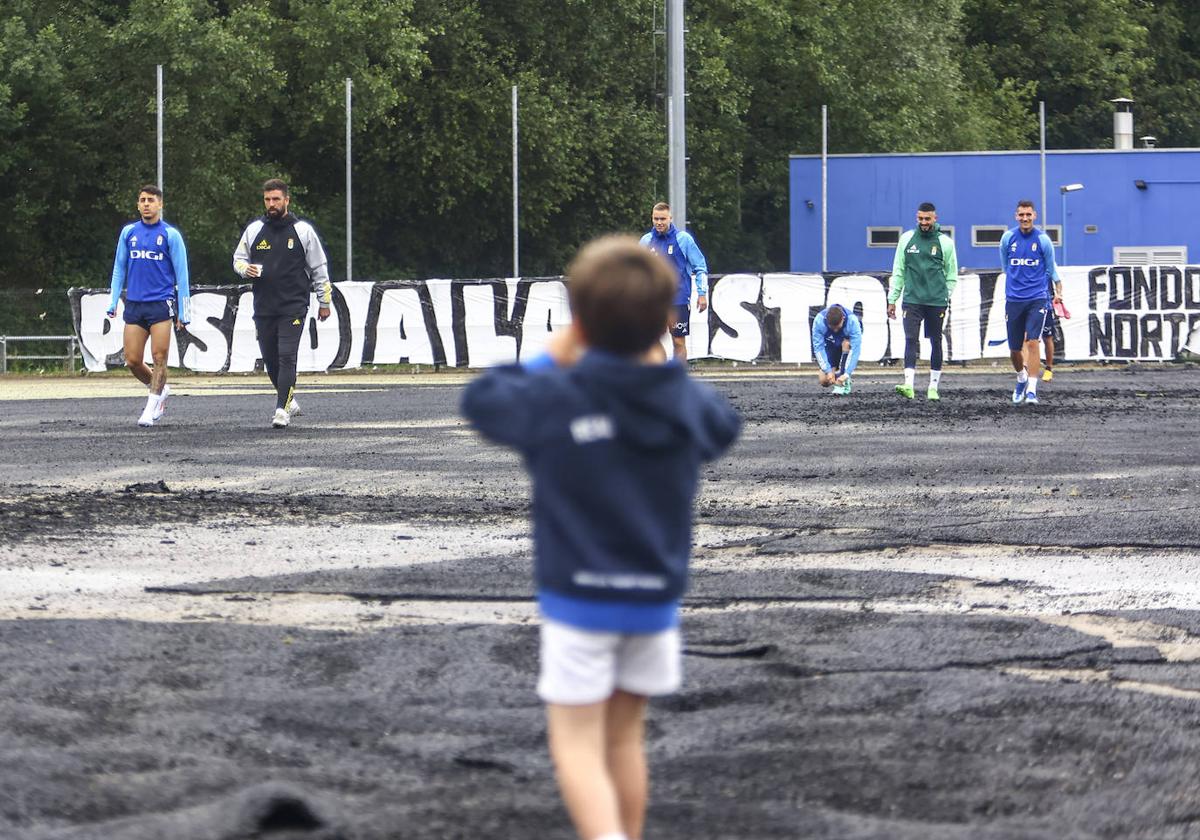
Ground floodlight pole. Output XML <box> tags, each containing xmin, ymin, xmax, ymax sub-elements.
<box><xmin>156</xmin><ymin>65</ymin><xmax>164</xmax><ymax>196</ymax></box>
<box><xmin>667</xmin><ymin>0</ymin><xmax>686</xmax><ymax>229</ymax></box>
<box><xmin>512</xmin><ymin>85</ymin><xmax>519</xmax><ymax>279</ymax></box>
<box><xmin>1039</xmin><ymin>101</ymin><xmax>1046</xmax><ymax>221</ymax></box>
<box><xmin>821</xmin><ymin>104</ymin><xmax>828</xmax><ymax>273</ymax></box>
<box><xmin>346</xmin><ymin>78</ymin><xmax>352</xmax><ymax>282</ymax></box>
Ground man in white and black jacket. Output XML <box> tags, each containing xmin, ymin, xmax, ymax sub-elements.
<box><xmin>233</xmin><ymin>178</ymin><xmax>332</xmax><ymax>428</ymax></box>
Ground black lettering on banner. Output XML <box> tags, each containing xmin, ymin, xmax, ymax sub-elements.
<box><xmin>1163</xmin><ymin>313</ymin><xmax>1188</xmax><ymax>351</ymax></box>
<box><xmin>449</xmin><ymin>279</ymin><xmax>522</xmax><ymax>368</ymax></box>
<box><xmin>1089</xmin><ymin>312</ymin><xmax>1112</xmax><ymax>357</ymax></box>
<box><xmin>1140</xmin><ymin>314</ymin><xmax>1163</xmax><ymax>358</ymax></box>
<box><xmin>1187</xmin><ymin>268</ymin><xmax>1200</xmax><ymax>309</ymax></box>
<box><xmin>1159</xmin><ymin>267</ymin><xmax>1183</xmax><ymax>309</ymax></box>
<box><xmin>706</xmin><ymin>274</ymin><xmax>773</xmax><ymax>360</ymax></box>
<box><xmin>1087</xmin><ymin>268</ymin><xmax>1108</xmax><ymax>311</ymax></box>
<box><xmin>67</xmin><ymin>266</ymin><xmax>1200</xmax><ymax>370</ymax></box>
<box><xmin>1115</xmin><ymin>312</ymin><xmax>1139</xmax><ymax>356</ymax></box>
<box><xmin>362</xmin><ymin>281</ymin><xmax>447</xmax><ymax>366</ymax></box>
<box><xmin>323</xmin><ymin>284</ymin><xmax>354</xmax><ymax>370</ymax></box>
<box><xmin>1108</xmin><ymin>267</ymin><xmax>1133</xmax><ymax>310</ymax></box>
<box><xmin>1132</xmin><ymin>268</ymin><xmax>1155</xmax><ymax>310</ymax></box>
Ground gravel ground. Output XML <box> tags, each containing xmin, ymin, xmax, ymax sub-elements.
<box><xmin>1</xmin><ymin>364</ymin><xmax>1198</xmax><ymax>839</ymax></box>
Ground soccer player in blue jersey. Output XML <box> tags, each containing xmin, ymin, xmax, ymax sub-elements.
<box><xmin>106</xmin><ymin>185</ymin><xmax>191</xmax><ymax>427</ymax></box>
<box><xmin>999</xmin><ymin>200</ymin><xmax>1062</xmax><ymax>405</ymax></box>
<box><xmin>811</xmin><ymin>304</ymin><xmax>862</xmax><ymax>395</ymax></box>
<box><xmin>640</xmin><ymin>203</ymin><xmax>709</xmax><ymax>362</ymax></box>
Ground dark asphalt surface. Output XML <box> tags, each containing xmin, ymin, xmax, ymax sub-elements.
<box><xmin>1</xmin><ymin>365</ymin><xmax>1199</xmax><ymax>839</ymax></box>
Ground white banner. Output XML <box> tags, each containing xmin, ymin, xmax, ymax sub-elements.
<box><xmin>70</xmin><ymin>266</ymin><xmax>1200</xmax><ymax>372</ymax></box>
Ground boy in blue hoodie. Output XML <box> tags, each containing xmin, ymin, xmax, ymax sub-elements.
<box><xmin>461</xmin><ymin>236</ymin><xmax>740</xmax><ymax>840</ymax></box>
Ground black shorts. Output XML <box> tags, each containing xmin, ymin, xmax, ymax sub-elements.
<box><xmin>670</xmin><ymin>304</ymin><xmax>691</xmax><ymax>338</ymax></box>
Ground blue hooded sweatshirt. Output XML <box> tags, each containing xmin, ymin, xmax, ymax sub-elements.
<box><xmin>461</xmin><ymin>351</ymin><xmax>740</xmax><ymax>632</ymax></box>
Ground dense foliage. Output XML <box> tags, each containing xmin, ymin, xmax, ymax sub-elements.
<box><xmin>1</xmin><ymin>0</ymin><xmax>1195</xmax><ymax>331</ymax></box>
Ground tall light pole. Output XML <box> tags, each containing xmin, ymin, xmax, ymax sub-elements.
<box><xmin>1059</xmin><ymin>183</ymin><xmax>1084</xmax><ymax>264</ymax></box>
<box><xmin>666</xmin><ymin>0</ymin><xmax>686</xmax><ymax>229</ymax></box>
<box><xmin>346</xmin><ymin>78</ymin><xmax>353</xmax><ymax>282</ymax></box>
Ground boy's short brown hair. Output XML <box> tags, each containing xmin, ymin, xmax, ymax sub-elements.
<box><xmin>567</xmin><ymin>235</ymin><xmax>676</xmax><ymax>356</ymax></box>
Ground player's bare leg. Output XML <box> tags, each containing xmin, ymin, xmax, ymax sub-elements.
<box><xmin>547</xmin><ymin>700</ymin><xmax>625</xmax><ymax>840</ymax></box>
<box><xmin>1023</xmin><ymin>338</ymin><xmax>1041</xmax><ymax>380</ymax></box>
<box><xmin>671</xmin><ymin>335</ymin><xmax>687</xmax><ymax>363</ymax></box>
<box><xmin>122</xmin><ymin>324</ymin><xmax>152</xmax><ymax>386</ymax></box>
<box><xmin>146</xmin><ymin>320</ymin><xmax>173</xmax><ymax>396</ymax></box>
<box><xmin>605</xmin><ymin>690</ymin><xmax>650</xmax><ymax>840</ymax></box>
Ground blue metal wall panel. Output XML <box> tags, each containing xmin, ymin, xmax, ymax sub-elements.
<box><xmin>790</xmin><ymin>150</ymin><xmax>1200</xmax><ymax>272</ymax></box>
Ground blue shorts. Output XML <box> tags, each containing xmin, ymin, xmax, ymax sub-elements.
<box><xmin>1006</xmin><ymin>299</ymin><xmax>1049</xmax><ymax>350</ymax></box>
<box><xmin>1041</xmin><ymin>308</ymin><xmax>1058</xmax><ymax>338</ymax></box>
<box><xmin>123</xmin><ymin>298</ymin><xmax>175</xmax><ymax>330</ymax></box>
<box><xmin>670</xmin><ymin>304</ymin><xmax>691</xmax><ymax>338</ymax></box>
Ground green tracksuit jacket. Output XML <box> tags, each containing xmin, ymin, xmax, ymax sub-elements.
<box><xmin>888</xmin><ymin>224</ymin><xmax>958</xmax><ymax>307</ymax></box>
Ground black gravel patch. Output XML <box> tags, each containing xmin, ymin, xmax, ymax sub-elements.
<box><xmin>149</xmin><ymin>557</ymin><xmax>959</xmax><ymax>605</ymax></box>
<box><xmin>0</xmin><ymin>609</ymin><xmax>1195</xmax><ymax>839</ymax></box>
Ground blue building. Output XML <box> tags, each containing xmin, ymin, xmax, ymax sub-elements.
<box><xmin>789</xmin><ymin>148</ymin><xmax>1200</xmax><ymax>272</ymax></box>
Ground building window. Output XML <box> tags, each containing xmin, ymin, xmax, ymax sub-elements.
<box><xmin>939</xmin><ymin>225</ymin><xmax>955</xmax><ymax>240</ymax></box>
<box><xmin>971</xmin><ymin>226</ymin><xmax>1007</xmax><ymax>247</ymax></box>
<box><xmin>867</xmin><ymin>227</ymin><xmax>901</xmax><ymax>248</ymax></box>
<box><xmin>1042</xmin><ymin>225</ymin><xmax>1061</xmax><ymax>245</ymax></box>
<box><xmin>1113</xmin><ymin>246</ymin><xmax>1188</xmax><ymax>265</ymax></box>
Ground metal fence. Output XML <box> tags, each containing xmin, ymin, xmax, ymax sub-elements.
<box><xmin>0</xmin><ymin>336</ymin><xmax>80</xmax><ymax>373</ymax></box>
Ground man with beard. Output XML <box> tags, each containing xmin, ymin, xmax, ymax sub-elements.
<box><xmin>233</xmin><ymin>179</ymin><xmax>332</xmax><ymax>427</ymax></box>
<box><xmin>887</xmin><ymin>202</ymin><xmax>958</xmax><ymax>402</ymax></box>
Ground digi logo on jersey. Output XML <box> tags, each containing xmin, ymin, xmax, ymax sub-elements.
<box><xmin>1010</xmin><ymin>258</ymin><xmax>1040</xmax><ymax>267</ymax></box>
<box><xmin>128</xmin><ymin>249</ymin><xmax>164</xmax><ymax>260</ymax></box>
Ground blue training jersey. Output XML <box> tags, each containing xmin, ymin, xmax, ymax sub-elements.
<box><xmin>640</xmin><ymin>224</ymin><xmax>709</xmax><ymax>306</ymax></box>
<box><xmin>811</xmin><ymin>304</ymin><xmax>863</xmax><ymax>375</ymax></box>
<box><xmin>109</xmin><ymin>220</ymin><xmax>191</xmax><ymax>322</ymax></box>
<box><xmin>999</xmin><ymin>226</ymin><xmax>1059</xmax><ymax>302</ymax></box>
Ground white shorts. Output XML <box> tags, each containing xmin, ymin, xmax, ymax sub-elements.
<box><xmin>537</xmin><ymin>619</ymin><xmax>682</xmax><ymax>706</ymax></box>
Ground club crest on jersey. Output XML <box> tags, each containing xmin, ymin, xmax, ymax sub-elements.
<box><xmin>256</xmin><ymin>239</ymin><xmax>271</xmax><ymax>251</ymax></box>
<box><xmin>1032</xmin><ymin>243</ymin><xmax>1038</xmax><ymax>252</ymax></box>
<box><xmin>931</xmin><ymin>246</ymin><xmax>938</xmax><ymax>256</ymax></box>
<box><xmin>667</xmin><ymin>245</ymin><xmax>674</xmax><ymax>255</ymax></box>
<box><xmin>157</xmin><ymin>235</ymin><xmax>163</xmax><ymax>246</ymax></box>
<box><xmin>287</xmin><ymin>238</ymin><xmax>294</xmax><ymax>249</ymax></box>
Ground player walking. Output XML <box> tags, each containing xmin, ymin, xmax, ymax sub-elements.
<box><xmin>233</xmin><ymin>179</ymin><xmax>332</xmax><ymax>428</ymax></box>
<box><xmin>640</xmin><ymin>202</ymin><xmax>709</xmax><ymax>362</ymax></box>
<box><xmin>1000</xmin><ymin>200</ymin><xmax>1062</xmax><ymax>405</ymax></box>
<box><xmin>887</xmin><ymin>202</ymin><xmax>957</xmax><ymax>401</ymax></box>
<box><xmin>106</xmin><ymin>185</ymin><xmax>190</xmax><ymax>427</ymax></box>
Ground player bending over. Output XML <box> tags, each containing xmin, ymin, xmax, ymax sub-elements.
<box><xmin>812</xmin><ymin>304</ymin><xmax>862</xmax><ymax>396</ymax></box>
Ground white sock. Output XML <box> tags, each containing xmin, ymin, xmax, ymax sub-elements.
<box><xmin>1026</xmin><ymin>377</ymin><xmax>1038</xmax><ymax>395</ymax></box>
<box><xmin>592</xmin><ymin>834</ymin><xmax>629</xmax><ymax>840</ymax></box>
<box><xmin>904</xmin><ymin>368</ymin><xmax>915</xmax><ymax>387</ymax></box>
<box><xmin>1017</xmin><ymin>369</ymin><xmax>1029</xmax><ymax>383</ymax></box>
<box><xmin>144</xmin><ymin>394</ymin><xmax>158</xmax><ymax>411</ymax></box>
<box><xmin>929</xmin><ymin>370</ymin><xmax>942</xmax><ymax>388</ymax></box>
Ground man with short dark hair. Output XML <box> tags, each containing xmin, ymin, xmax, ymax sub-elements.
<box><xmin>812</xmin><ymin>303</ymin><xmax>862</xmax><ymax>395</ymax></box>
<box><xmin>640</xmin><ymin>202</ymin><xmax>709</xmax><ymax>362</ymax></box>
<box><xmin>107</xmin><ymin>184</ymin><xmax>191</xmax><ymax>427</ymax></box>
<box><xmin>233</xmin><ymin>179</ymin><xmax>332</xmax><ymax>427</ymax></box>
<box><xmin>1000</xmin><ymin>200</ymin><xmax>1062</xmax><ymax>405</ymax></box>
<box><xmin>888</xmin><ymin>201</ymin><xmax>957</xmax><ymax>401</ymax></box>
